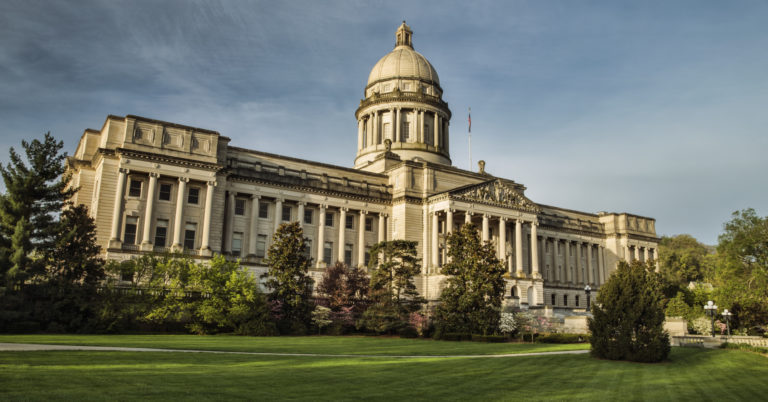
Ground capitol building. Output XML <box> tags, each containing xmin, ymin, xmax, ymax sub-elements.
<box><xmin>68</xmin><ymin>23</ymin><xmax>659</xmax><ymax>310</ymax></box>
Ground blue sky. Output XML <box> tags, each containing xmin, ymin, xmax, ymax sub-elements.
<box><xmin>2</xmin><ymin>0</ymin><xmax>767</xmax><ymax>245</ymax></box>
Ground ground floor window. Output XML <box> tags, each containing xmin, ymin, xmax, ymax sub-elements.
<box><xmin>183</xmin><ymin>223</ymin><xmax>196</xmax><ymax>250</ymax></box>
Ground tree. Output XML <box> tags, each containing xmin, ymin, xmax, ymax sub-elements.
<box><xmin>359</xmin><ymin>240</ymin><xmax>424</xmax><ymax>333</ymax></box>
<box><xmin>0</xmin><ymin>133</ymin><xmax>75</xmax><ymax>286</ymax></box>
<box><xmin>658</xmin><ymin>234</ymin><xmax>713</xmax><ymax>287</ymax></box>
<box><xmin>589</xmin><ymin>260</ymin><xmax>670</xmax><ymax>362</ymax></box>
<box><xmin>316</xmin><ymin>261</ymin><xmax>369</xmax><ymax>330</ymax></box>
<box><xmin>45</xmin><ymin>205</ymin><xmax>105</xmax><ymax>287</ymax></box>
<box><xmin>433</xmin><ymin>223</ymin><xmax>506</xmax><ymax>336</ymax></box>
<box><xmin>711</xmin><ymin>208</ymin><xmax>768</xmax><ymax>333</ymax></box>
<box><xmin>262</xmin><ymin>222</ymin><xmax>314</xmax><ymax>334</ymax></box>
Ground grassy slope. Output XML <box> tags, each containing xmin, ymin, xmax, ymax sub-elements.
<box><xmin>1</xmin><ymin>347</ymin><xmax>766</xmax><ymax>401</ymax></box>
<box><xmin>0</xmin><ymin>334</ymin><xmax>588</xmax><ymax>355</ymax></box>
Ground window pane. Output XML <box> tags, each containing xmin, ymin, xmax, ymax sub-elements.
<box><xmin>325</xmin><ymin>212</ymin><xmax>334</xmax><ymax>227</ymax></box>
<box><xmin>304</xmin><ymin>209</ymin><xmax>313</xmax><ymax>224</ymax></box>
<box><xmin>364</xmin><ymin>247</ymin><xmax>371</xmax><ymax>266</ymax></box>
<box><xmin>258</xmin><ymin>202</ymin><xmax>269</xmax><ymax>219</ymax></box>
<box><xmin>345</xmin><ymin>215</ymin><xmax>354</xmax><ymax>230</ymax></box>
<box><xmin>154</xmin><ymin>219</ymin><xmax>168</xmax><ymax>247</ymax></box>
<box><xmin>282</xmin><ymin>206</ymin><xmax>291</xmax><ymax>221</ymax></box>
<box><xmin>158</xmin><ymin>183</ymin><xmax>172</xmax><ymax>201</ymax></box>
<box><xmin>184</xmin><ymin>223</ymin><xmax>196</xmax><ymax>249</ymax></box>
<box><xmin>235</xmin><ymin>198</ymin><xmax>246</xmax><ymax>215</ymax></box>
<box><xmin>323</xmin><ymin>242</ymin><xmax>332</xmax><ymax>265</ymax></box>
<box><xmin>232</xmin><ymin>232</ymin><xmax>242</xmax><ymax>257</ymax></box>
<box><xmin>124</xmin><ymin>216</ymin><xmax>138</xmax><ymax>244</ymax></box>
<box><xmin>128</xmin><ymin>180</ymin><xmax>142</xmax><ymax>197</ymax></box>
<box><xmin>304</xmin><ymin>239</ymin><xmax>312</xmax><ymax>260</ymax></box>
<box><xmin>256</xmin><ymin>234</ymin><xmax>267</xmax><ymax>258</ymax></box>
<box><xmin>188</xmin><ymin>188</ymin><xmax>200</xmax><ymax>204</ymax></box>
<box><xmin>365</xmin><ymin>217</ymin><xmax>373</xmax><ymax>232</ymax></box>
<box><xmin>344</xmin><ymin>244</ymin><xmax>352</xmax><ymax>265</ymax></box>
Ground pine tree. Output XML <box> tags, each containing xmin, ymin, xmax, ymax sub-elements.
<box><xmin>588</xmin><ymin>260</ymin><xmax>670</xmax><ymax>362</ymax></box>
<box><xmin>45</xmin><ymin>205</ymin><xmax>105</xmax><ymax>287</ymax></box>
<box><xmin>359</xmin><ymin>240</ymin><xmax>424</xmax><ymax>333</ymax></box>
<box><xmin>262</xmin><ymin>222</ymin><xmax>314</xmax><ymax>334</ymax></box>
<box><xmin>433</xmin><ymin>223</ymin><xmax>506</xmax><ymax>336</ymax></box>
<box><xmin>0</xmin><ymin>133</ymin><xmax>75</xmax><ymax>286</ymax></box>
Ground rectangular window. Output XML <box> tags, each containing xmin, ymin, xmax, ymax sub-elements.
<box><xmin>365</xmin><ymin>217</ymin><xmax>373</xmax><ymax>232</ymax></box>
<box><xmin>323</xmin><ymin>242</ymin><xmax>333</xmax><ymax>265</ymax></box>
<box><xmin>124</xmin><ymin>216</ymin><xmax>138</xmax><ymax>244</ymax></box>
<box><xmin>345</xmin><ymin>215</ymin><xmax>354</xmax><ymax>230</ymax></box>
<box><xmin>128</xmin><ymin>179</ymin><xmax>142</xmax><ymax>197</ymax></box>
<box><xmin>402</xmin><ymin>121</ymin><xmax>410</xmax><ymax>141</ymax></box>
<box><xmin>234</xmin><ymin>198</ymin><xmax>246</xmax><ymax>215</ymax></box>
<box><xmin>575</xmin><ymin>295</ymin><xmax>580</xmax><ymax>307</ymax></box>
<box><xmin>569</xmin><ymin>247</ymin><xmax>573</xmax><ymax>257</ymax></box>
<box><xmin>551</xmin><ymin>294</ymin><xmax>556</xmax><ymax>306</ymax></box>
<box><xmin>325</xmin><ymin>212</ymin><xmax>334</xmax><ymax>227</ymax></box>
<box><xmin>232</xmin><ymin>232</ymin><xmax>243</xmax><ymax>257</ymax></box>
<box><xmin>183</xmin><ymin>223</ymin><xmax>196</xmax><ymax>250</ymax></box>
<box><xmin>158</xmin><ymin>183</ymin><xmax>172</xmax><ymax>201</ymax></box>
<box><xmin>154</xmin><ymin>219</ymin><xmax>168</xmax><ymax>247</ymax></box>
<box><xmin>259</xmin><ymin>202</ymin><xmax>269</xmax><ymax>219</ymax></box>
<box><xmin>282</xmin><ymin>205</ymin><xmax>291</xmax><ymax>222</ymax></box>
<box><xmin>256</xmin><ymin>234</ymin><xmax>267</xmax><ymax>258</ymax></box>
<box><xmin>304</xmin><ymin>239</ymin><xmax>312</xmax><ymax>260</ymax></box>
<box><xmin>563</xmin><ymin>295</ymin><xmax>568</xmax><ymax>306</ymax></box>
<box><xmin>344</xmin><ymin>244</ymin><xmax>353</xmax><ymax>265</ymax></box>
<box><xmin>187</xmin><ymin>187</ymin><xmax>200</xmax><ymax>204</ymax></box>
<box><xmin>304</xmin><ymin>209</ymin><xmax>313</xmax><ymax>225</ymax></box>
<box><xmin>364</xmin><ymin>246</ymin><xmax>371</xmax><ymax>267</ymax></box>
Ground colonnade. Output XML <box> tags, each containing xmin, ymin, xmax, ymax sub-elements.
<box><xmin>358</xmin><ymin>107</ymin><xmax>448</xmax><ymax>150</ymax></box>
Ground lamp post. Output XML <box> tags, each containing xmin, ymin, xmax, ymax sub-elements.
<box><xmin>584</xmin><ymin>285</ymin><xmax>591</xmax><ymax>311</ymax></box>
<box><xmin>722</xmin><ymin>309</ymin><xmax>733</xmax><ymax>338</ymax></box>
<box><xmin>704</xmin><ymin>300</ymin><xmax>718</xmax><ymax>338</ymax></box>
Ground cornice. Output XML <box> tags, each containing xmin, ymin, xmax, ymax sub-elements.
<box><xmin>115</xmin><ymin>148</ymin><xmax>223</xmax><ymax>171</ymax></box>
<box><xmin>355</xmin><ymin>90</ymin><xmax>452</xmax><ymax>119</ymax></box>
<box><xmin>228</xmin><ymin>173</ymin><xmax>393</xmax><ymax>205</ymax></box>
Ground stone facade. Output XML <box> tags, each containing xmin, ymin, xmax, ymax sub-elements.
<box><xmin>67</xmin><ymin>22</ymin><xmax>659</xmax><ymax>312</ymax></box>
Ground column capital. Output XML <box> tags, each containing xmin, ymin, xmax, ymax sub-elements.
<box><xmin>148</xmin><ymin>172</ymin><xmax>160</xmax><ymax>179</ymax></box>
<box><xmin>320</xmin><ymin>204</ymin><xmax>328</xmax><ymax>210</ymax></box>
<box><xmin>250</xmin><ymin>194</ymin><xmax>261</xmax><ymax>200</ymax></box>
<box><xmin>178</xmin><ymin>177</ymin><xmax>189</xmax><ymax>183</ymax></box>
<box><xmin>118</xmin><ymin>167</ymin><xmax>130</xmax><ymax>174</ymax></box>
<box><xmin>483</xmin><ymin>213</ymin><xmax>491</xmax><ymax>219</ymax></box>
<box><xmin>207</xmin><ymin>180</ymin><xmax>217</xmax><ymax>187</ymax></box>
<box><xmin>379</xmin><ymin>212</ymin><xmax>388</xmax><ymax>218</ymax></box>
<box><xmin>340</xmin><ymin>207</ymin><xmax>348</xmax><ymax>212</ymax></box>
<box><xmin>360</xmin><ymin>210</ymin><xmax>367</xmax><ymax>215</ymax></box>
<box><xmin>297</xmin><ymin>201</ymin><xmax>307</xmax><ymax>206</ymax></box>
<box><xmin>499</xmin><ymin>216</ymin><xmax>507</xmax><ymax>222</ymax></box>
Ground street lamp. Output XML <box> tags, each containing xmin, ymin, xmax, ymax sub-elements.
<box><xmin>704</xmin><ymin>300</ymin><xmax>718</xmax><ymax>338</ymax></box>
<box><xmin>722</xmin><ymin>309</ymin><xmax>733</xmax><ymax>338</ymax></box>
<box><xmin>584</xmin><ymin>285</ymin><xmax>591</xmax><ymax>311</ymax></box>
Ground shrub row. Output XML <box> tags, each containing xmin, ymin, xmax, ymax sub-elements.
<box><xmin>536</xmin><ymin>333</ymin><xmax>590</xmax><ymax>344</ymax></box>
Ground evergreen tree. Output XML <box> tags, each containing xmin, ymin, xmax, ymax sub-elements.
<box><xmin>0</xmin><ymin>132</ymin><xmax>75</xmax><ymax>286</ymax></box>
<box><xmin>589</xmin><ymin>260</ymin><xmax>670</xmax><ymax>362</ymax></box>
<box><xmin>262</xmin><ymin>222</ymin><xmax>314</xmax><ymax>334</ymax></box>
<box><xmin>45</xmin><ymin>205</ymin><xmax>105</xmax><ymax>287</ymax></box>
<box><xmin>359</xmin><ymin>240</ymin><xmax>423</xmax><ymax>333</ymax></box>
<box><xmin>433</xmin><ymin>223</ymin><xmax>506</xmax><ymax>336</ymax></box>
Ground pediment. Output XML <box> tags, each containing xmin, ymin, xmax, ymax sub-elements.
<box><xmin>449</xmin><ymin>179</ymin><xmax>539</xmax><ymax>212</ymax></box>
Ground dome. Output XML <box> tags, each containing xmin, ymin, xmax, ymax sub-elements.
<box><xmin>366</xmin><ymin>22</ymin><xmax>440</xmax><ymax>88</ymax></box>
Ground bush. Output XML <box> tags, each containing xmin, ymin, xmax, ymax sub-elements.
<box><xmin>399</xmin><ymin>326</ymin><xmax>419</xmax><ymax>338</ymax></box>
<box><xmin>471</xmin><ymin>334</ymin><xmax>507</xmax><ymax>343</ymax></box>
<box><xmin>440</xmin><ymin>332</ymin><xmax>472</xmax><ymax>341</ymax></box>
<box><xmin>537</xmin><ymin>333</ymin><xmax>589</xmax><ymax>344</ymax></box>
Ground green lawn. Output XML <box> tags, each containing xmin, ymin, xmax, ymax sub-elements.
<box><xmin>1</xmin><ymin>336</ymin><xmax>767</xmax><ymax>401</ymax></box>
<box><xmin>0</xmin><ymin>334</ymin><xmax>588</xmax><ymax>355</ymax></box>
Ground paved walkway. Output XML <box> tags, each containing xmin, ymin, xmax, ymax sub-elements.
<box><xmin>0</xmin><ymin>343</ymin><xmax>589</xmax><ymax>359</ymax></box>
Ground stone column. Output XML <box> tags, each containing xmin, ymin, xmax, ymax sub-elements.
<box><xmin>395</xmin><ymin>108</ymin><xmax>401</xmax><ymax>142</ymax></box>
<box><xmin>317</xmin><ymin>206</ymin><xmax>326</xmax><ymax>267</ymax></box>
<box><xmin>357</xmin><ymin>120</ymin><xmax>363</xmax><ymax>150</ymax></box>
<box><xmin>171</xmin><ymin>177</ymin><xmax>188</xmax><ymax>250</ymax></box>
<box><xmin>446</xmin><ymin>209</ymin><xmax>454</xmax><ymax>234</ymax></box>
<box><xmin>625</xmin><ymin>243</ymin><xmax>632</xmax><ymax>262</ymax></box>
<box><xmin>598</xmin><ymin>245</ymin><xmax>605</xmax><ymax>285</ymax></box>
<box><xmin>140</xmin><ymin>172</ymin><xmax>159</xmax><ymax>250</ymax></box>
<box><xmin>498</xmin><ymin>218</ymin><xmax>506</xmax><ymax>261</ymax></box>
<box><xmin>643</xmin><ymin>246</ymin><xmax>649</xmax><ymax>262</ymax></box>
<box><xmin>431</xmin><ymin>212</ymin><xmax>439</xmax><ymax>268</ymax></box>
<box><xmin>482</xmin><ymin>214</ymin><xmax>489</xmax><ymax>242</ymax></box>
<box><xmin>200</xmin><ymin>180</ymin><xmax>216</xmax><ymax>256</ymax></box>
<box><xmin>273</xmin><ymin>198</ymin><xmax>283</xmax><ymax>234</ymax></box>
<box><xmin>223</xmin><ymin>191</ymin><xmax>235</xmax><ymax>253</ymax></box>
<box><xmin>633</xmin><ymin>246</ymin><xmax>639</xmax><ymax>261</ymax></box>
<box><xmin>372</xmin><ymin>111</ymin><xmax>378</xmax><ymax>144</ymax></box>
<box><xmin>358</xmin><ymin>210</ymin><xmax>366</xmax><ymax>267</ymax></box>
<box><xmin>378</xmin><ymin>213</ymin><xmax>386</xmax><ymax>242</ymax></box>
<box><xmin>109</xmin><ymin>168</ymin><xmax>128</xmax><ymax>246</ymax></box>
<box><xmin>465</xmin><ymin>211</ymin><xmax>472</xmax><ymax>225</ymax></box>
<box><xmin>389</xmin><ymin>108</ymin><xmax>395</xmax><ymax>141</ymax></box>
<box><xmin>531</xmin><ymin>222</ymin><xmax>540</xmax><ymax>278</ymax></box>
<box><xmin>338</xmin><ymin>207</ymin><xmax>347</xmax><ymax>262</ymax></box>
<box><xmin>564</xmin><ymin>240</ymin><xmax>571</xmax><ymax>283</ymax></box>
<box><xmin>575</xmin><ymin>242</ymin><xmax>582</xmax><ymax>284</ymax></box>
<box><xmin>433</xmin><ymin>112</ymin><xmax>439</xmax><ymax>146</ymax></box>
<box><xmin>586</xmin><ymin>243</ymin><xmax>594</xmax><ymax>285</ymax></box>
<box><xmin>247</xmin><ymin>194</ymin><xmax>260</xmax><ymax>257</ymax></box>
<box><xmin>297</xmin><ymin>202</ymin><xmax>305</xmax><ymax>228</ymax></box>
<box><xmin>418</xmin><ymin>110</ymin><xmax>424</xmax><ymax>142</ymax></box>
<box><xmin>515</xmin><ymin>219</ymin><xmax>524</xmax><ymax>276</ymax></box>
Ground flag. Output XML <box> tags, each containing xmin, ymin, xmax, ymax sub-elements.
<box><xmin>468</xmin><ymin>108</ymin><xmax>471</xmax><ymax>133</ymax></box>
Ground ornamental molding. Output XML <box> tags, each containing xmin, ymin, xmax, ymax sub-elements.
<box><xmin>115</xmin><ymin>148</ymin><xmax>222</xmax><ymax>172</ymax></box>
<box><xmin>227</xmin><ymin>174</ymin><xmax>392</xmax><ymax>206</ymax></box>
<box><xmin>437</xmin><ymin>179</ymin><xmax>540</xmax><ymax>213</ymax></box>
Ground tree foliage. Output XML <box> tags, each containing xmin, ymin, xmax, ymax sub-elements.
<box><xmin>0</xmin><ymin>132</ymin><xmax>75</xmax><ymax>286</ymax></box>
<box><xmin>589</xmin><ymin>260</ymin><xmax>670</xmax><ymax>363</ymax></box>
<box><xmin>359</xmin><ymin>240</ymin><xmax>424</xmax><ymax>333</ymax></box>
<box><xmin>433</xmin><ymin>223</ymin><xmax>506</xmax><ymax>336</ymax></box>
<box><xmin>658</xmin><ymin>234</ymin><xmax>713</xmax><ymax>287</ymax></box>
<box><xmin>262</xmin><ymin>222</ymin><xmax>314</xmax><ymax>334</ymax></box>
<box><xmin>316</xmin><ymin>261</ymin><xmax>369</xmax><ymax>330</ymax></box>
<box><xmin>711</xmin><ymin>208</ymin><xmax>768</xmax><ymax>332</ymax></box>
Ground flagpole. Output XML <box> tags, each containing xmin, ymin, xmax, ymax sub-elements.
<box><xmin>468</xmin><ymin>107</ymin><xmax>472</xmax><ymax>171</ymax></box>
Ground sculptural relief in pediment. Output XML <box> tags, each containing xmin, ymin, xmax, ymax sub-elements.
<box><xmin>451</xmin><ymin>180</ymin><xmax>539</xmax><ymax>212</ymax></box>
